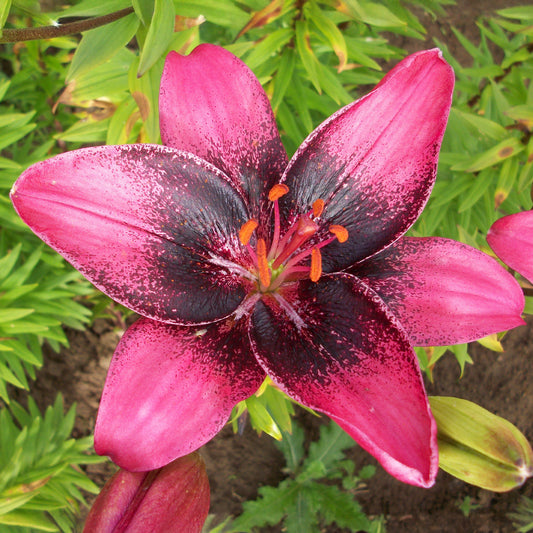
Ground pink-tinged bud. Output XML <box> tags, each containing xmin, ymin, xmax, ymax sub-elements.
<box><xmin>430</xmin><ymin>397</ymin><xmax>533</xmax><ymax>492</ymax></box>
<box><xmin>83</xmin><ymin>452</ymin><xmax>210</xmax><ymax>533</ymax></box>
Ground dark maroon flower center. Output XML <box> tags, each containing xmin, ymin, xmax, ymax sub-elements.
<box><xmin>238</xmin><ymin>184</ymin><xmax>348</xmax><ymax>293</ymax></box>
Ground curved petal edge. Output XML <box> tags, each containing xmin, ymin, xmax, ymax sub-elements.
<box><xmin>95</xmin><ymin>317</ymin><xmax>264</xmax><ymax>471</ymax></box>
<box><xmin>353</xmin><ymin>237</ymin><xmax>525</xmax><ymax>346</ymax></box>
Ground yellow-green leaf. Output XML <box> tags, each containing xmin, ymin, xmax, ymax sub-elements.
<box><xmin>137</xmin><ymin>0</ymin><xmax>175</xmax><ymax>77</ymax></box>
<box><xmin>67</xmin><ymin>13</ymin><xmax>139</xmax><ymax>83</ymax></box>
<box><xmin>295</xmin><ymin>19</ymin><xmax>321</xmax><ymax>93</ymax></box>
<box><xmin>451</xmin><ymin>137</ymin><xmax>524</xmax><ymax>172</ymax></box>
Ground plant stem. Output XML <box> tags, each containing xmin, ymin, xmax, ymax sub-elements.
<box><xmin>0</xmin><ymin>7</ymin><xmax>134</xmax><ymax>43</ymax></box>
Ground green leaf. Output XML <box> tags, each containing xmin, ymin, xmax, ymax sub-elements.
<box><xmin>0</xmin><ymin>491</ymin><xmax>38</xmax><ymax>514</ymax></box>
<box><xmin>245</xmin><ymin>395</ymin><xmax>282</xmax><ymax>440</ymax></box>
<box><xmin>0</xmin><ymin>308</ymin><xmax>34</xmax><ymax>322</ymax></box>
<box><xmin>174</xmin><ymin>0</ymin><xmax>249</xmax><ymax>28</ymax></box>
<box><xmin>449</xmin><ymin>344</ymin><xmax>473</xmax><ymax>377</ymax></box>
<box><xmin>506</xmin><ymin>105</ymin><xmax>533</xmax><ymax>129</ymax></box>
<box><xmin>284</xmin><ymin>491</ymin><xmax>320</xmax><ymax>533</ymax></box>
<box><xmin>277</xmin><ymin>423</ymin><xmax>305</xmax><ymax>472</ymax></box>
<box><xmin>457</xmin><ymin>171</ymin><xmax>490</xmax><ymax>213</ymax></box>
<box><xmin>137</xmin><ymin>0</ymin><xmax>175</xmax><ymax>77</ymax></box>
<box><xmin>244</xmin><ymin>27</ymin><xmax>292</xmax><ymax>71</ymax></box>
<box><xmin>308</xmin><ymin>3</ymin><xmax>348</xmax><ymax>72</ymax></box>
<box><xmin>295</xmin><ymin>19</ymin><xmax>321</xmax><ymax>93</ymax></box>
<box><xmin>54</xmin><ymin>118</ymin><xmax>110</xmax><ymax>143</ymax></box>
<box><xmin>0</xmin><ymin>510</ymin><xmax>57</xmax><ymax>531</ymax></box>
<box><xmin>133</xmin><ymin>0</ymin><xmax>155</xmax><ymax>24</ymax></box>
<box><xmin>51</xmin><ymin>0</ymin><xmax>130</xmax><ymax>18</ymax></box>
<box><xmin>341</xmin><ymin>0</ymin><xmax>406</xmax><ymax>27</ymax></box>
<box><xmin>0</xmin><ymin>79</ymin><xmax>11</xmax><ymax>103</ymax></box>
<box><xmin>0</xmin><ymin>0</ymin><xmax>12</xmax><ymax>31</ymax></box>
<box><xmin>451</xmin><ymin>137</ymin><xmax>525</xmax><ymax>172</ymax></box>
<box><xmin>67</xmin><ymin>12</ymin><xmax>139</xmax><ymax>82</ymax></box>
<box><xmin>308</xmin><ymin>422</ymin><xmax>354</xmax><ymax>469</ymax></box>
<box><xmin>106</xmin><ymin>97</ymin><xmax>139</xmax><ymax>144</ymax></box>
<box><xmin>495</xmin><ymin>157</ymin><xmax>520</xmax><ymax>208</ymax></box>
<box><xmin>271</xmin><ymin>47</ymin><xmax>296</xmax><ymax>112</ymax></box>
<box><xmin>229</xmin><ymin>481</ymin><xmax>297</xmax><ymax>531</ymax></box>
<box><xmin>497</xmin><ymin>6</ymin><xmax>533</xmax><ymax>21</ymax></box>
<box><xmin>306</xmin><ymin>482</ymin><xmax>371</xmax><ymax>530</ymax></box>
<box><xmin>450</xmin><ymin>108</ymin><xmax>507</xmax><ymax>141</ymax></box>
<box><xmin>129</xmin><ymin>56</ymin><xmax>163</xmax><ymax>143</ymax></box>
<box><xmin>260</xmin><ymin>385</ymin><xmax>294</xmax><ymax>435</ymax></box>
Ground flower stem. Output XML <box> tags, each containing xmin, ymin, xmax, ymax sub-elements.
<box><xmin>0</xmin><ymin>7</ymin><xmax>134</xmax><ymax>43</ymax></box>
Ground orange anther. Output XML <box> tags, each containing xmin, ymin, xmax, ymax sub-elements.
<box><xmin>312</xmin><ymin>199</ymin><xmax>325</xmax><ymax>218</ymax></box>
<box><xmin>329</xmin><ymin>224</ymin><xmax>348</xmax><ymax>243</ymax></box>
<box><xmin>239</xmin><ymin>219</ymin><xmax>258</xmax><ymax>245</ymax></box>
<box><xmin>310</xmin><ymin>247</ymin><xmax>322</xmax><ymax>282</ymax></box>
<box><xmin>268</xmin><ymin>183</ymin><xmax>289</xmax><ymax>202</ymax></box>
<box><xmin>257</xmin><ymin>238</ymin><xmax>271</xmax><ymax>288</ymax></box>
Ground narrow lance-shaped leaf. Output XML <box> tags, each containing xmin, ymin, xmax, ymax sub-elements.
<box><xmin>137</xmin><ymin>0</ymin><xmax>175</xmax><ymax>77</ymax></box>
<box><xmin>66</xmin><ymin>12</ymin><xmax>139</xmax><ymax>82</ymax></box>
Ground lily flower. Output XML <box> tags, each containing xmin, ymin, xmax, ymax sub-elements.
<box><xmin>10</xmin><ymin>45</ymin><xmax>524</xmax><ymax>488</ymax></box>
<box><xmin>487</xmin><ymin>210</ymin><xmax>533</xmax><ymax>283</ymax></box>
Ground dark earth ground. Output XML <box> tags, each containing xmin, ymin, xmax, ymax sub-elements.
<box><xmin>21</xmin><ymin>0</ymin><xmax>533</xmax><ymax>531</ymax></box>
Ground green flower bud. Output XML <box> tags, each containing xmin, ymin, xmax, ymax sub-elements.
<box><xmin>430</xmin><ymin>396</ymin><xmax>533</xmax><ymax>492</ymax></box>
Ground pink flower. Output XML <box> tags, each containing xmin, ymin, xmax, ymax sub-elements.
<box><xmin>83</xmin><ymin>452</ymin><xmax>209</xmax><ymax>533</ymax></box>
<box><xmin>10</xmin><ymin>45</ymin><xmax>524</xmax><ymax>488</ymax></box>
<box><xmin>488</xmin><ymin>211</ymin><xmax>533</xmax><ymax>283</ymax></box>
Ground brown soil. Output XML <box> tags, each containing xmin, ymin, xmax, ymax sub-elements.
<box><xmin>20</xmin><ymin>0</ymin><xmax>533</xmax><ymax>532</ymax></box>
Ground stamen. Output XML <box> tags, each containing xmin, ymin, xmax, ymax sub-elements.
<box><xmin>268</xmin><ymin>184</ymin><xmax>289</xmax><ymax>202</ymax></box>
<box><xmin>239</xmin><ymin>219</ymin><xmax>258</xmax><ymax>245</ymax></box>
<box><xmin>272</xmin><ymin>217</ymin><xmax>318</xmax><ymax>269</ymax></box>
<box><xmin>329</xmin><ymin>224</ymin><xmax>348</xmax><ymax>243</ymax></box>
<box><xmin>312</xmin><ymin>199</ymin><xmax>325</xmax><ymax>218</ymax></box>
<box><xmin>257</xmin><ymin>238</ymin><xmax>271</xmax><ymax>289</ymax></box>
<box><xmin>310</xmin><ymin>248</ymin><xmax>322</xmax><ymax>282</ymax></box>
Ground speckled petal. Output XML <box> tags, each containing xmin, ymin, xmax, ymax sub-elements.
<box><xmin>280</xmin><ymin>49</ymin><xmax>454</xmax><ymax>271</ymax></box>
<box><xmin>353</xmin><ymin>237</ymin><xmax>525</xmax><ymax>346</ymax></box>
<box><xmin>11</xmin><ymin>144</ymin><xmax>252</xmax><ymax>325</ymax></box>
<box><xmin>250</xmin><ymin>273</ymin><xmax>437</xmax><ymax>487</ymax></box>
<box><xmin>95</xmin><ymin>317</ymin><xmax>264</xmax><ymax>471</ymax></box>
<box><xmin>488</xmin><ymin>211</ymin><xmax>533</xmax><ymax>284</ymax></box>
<box><xmin>160</xmin><ymin>44</ymin><xmax>288</xmax><ymax>219</ymax></box>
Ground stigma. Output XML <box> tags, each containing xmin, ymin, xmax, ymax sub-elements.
<box><xmin>239</xmin><ymin>184</ymin><xmax>348</xmax><ymax>291</ymax></box>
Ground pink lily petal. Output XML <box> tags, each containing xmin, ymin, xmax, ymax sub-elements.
<box><xmin>488</xmin><ymin>211</ymin><xmax>533</xmax><ymax>283</ymax></box>
<box><xmin>11</xmin><ymin>144</ymin><xmax>252</xmax><ymax>325</ymax></box>
<box><xmin>95</xmin><ymin>317</ymin><xmax>264</xmax><ymax>471</ymax></box>
<box><xmin>250</xmin><ymin>273</ymin><xmax>437</xmax><ymax>487</ymax></box>
<box><xmin>280</xmin><ymin>49</ymin><xmax>454</xmax><ymax>272</ymax></box>
<box><xmin>353</xmin><ymin>237</ymin><xmax>525</xmax><ymax>346</ymax></box>
<box><xmin>160</xmin><ymin>44</ymin><xmax>288</xmax><ymax>219</ymax></box>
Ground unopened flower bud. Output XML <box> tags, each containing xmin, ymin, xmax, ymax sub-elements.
<box><xmin>430</xmin><ymin>396</ymin><xmax>533</xmax><ymax>492</ymax></box>
<box><xmin>83</xmin><ymin>452</ymin><xmax>209</xmax><ymax>532</ymax></box>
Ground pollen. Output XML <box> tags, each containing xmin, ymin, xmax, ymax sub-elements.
<box><xmin>268</xmin><ymin>183</ymin><xmax>289</xmax><ymax>202</ymax></box>
<box><xmin>310</xmin><ymin>247</ymin><xmax>322</xmax><ymax>282</ymax></box>
<box><xmin>312</xmin><ymin>199</ymin><xmax>324</xmax><ymax>218</ymax></box>
<box><xmin>257</xmin><ymin>238</ymin><xmax>271</xmax><ymax>288</ymax></box>
<box><xmin>239</xmin><ymin>219</ymin><xmax>258</xmax><ymax>245</ymax></box>
<box><xmin>329</xmin><ymin>224</ymin><xmax>348</xmax><ymax>243</ymax></box>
